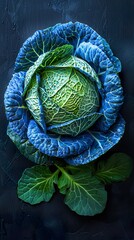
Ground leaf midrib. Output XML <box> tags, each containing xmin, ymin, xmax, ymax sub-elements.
<box><xmin>19</xmin><ymin>169</ymin><xmax>59</xmax><ymax>194</ymax></box>
<box><xmin>57</xmin><ymin>166</ymin><xmax>103</xmax><ymax>207</ymax></box>
<box><xmin>97</xmin><ymin>165</ymin><xmax>128</xmax><ymax>175</ymax></box>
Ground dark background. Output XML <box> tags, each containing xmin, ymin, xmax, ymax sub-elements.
<box><xmin>0</xmin><ymin>0</ymin><xmax>134</xmax><ymax>239</ymax></box>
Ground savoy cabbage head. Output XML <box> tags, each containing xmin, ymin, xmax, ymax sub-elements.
<box><xmin>4</xmin><ymin>22</ymin><xmax>125</xmax><ymax>166</ymax></box>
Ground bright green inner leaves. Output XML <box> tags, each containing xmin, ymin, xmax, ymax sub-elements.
<box><xmin>40</xmin><ymin>68</ymin><xmax>99</xmax><ymax>124</ymax></box>
<box><xmin>25</xmin><ymin>44</ymin><xmax>101</xmax><ymax>136</ymax></box>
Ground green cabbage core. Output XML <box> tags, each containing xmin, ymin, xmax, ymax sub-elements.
<box><xmin>24</xmin><ymin>45</ymin><xmax>101</xmax><ymax>136</ymax></box>
<box><xmin>40</xmin><ymin>67</ymin><xmax>99</xmax><ymax>125</ymax></box>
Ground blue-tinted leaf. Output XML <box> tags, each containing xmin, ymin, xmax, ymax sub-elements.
<box><xmin>65</xmin><ymin>116</ymin><xmax>125</xmax><ymax>166</ymax></box>
<box><xmin>52</xmin><ymin>22</ymin><xmax>116</xmax><ymax>65</ymax></box>
<box><xmin>4</xmin><ymin>72</ymin><xmax>48</xmax><ymax>165</ymax></box>
<box><xmin>7</xmin><ymin>126</ymin><xmax>51</xmax><ymax>165</ymax></box>
<box><xmin>47</xmin><ymin>113</ymin><xmax>102</xmax><ymax>136</ymax></box>
<box><xmin>27</xmin><ymin>120</ymin><xmax>93</xmax><ymax>158</ymax></box>
<box><xmin>76</xmin><ymin>42</ymin><xmax>124</xmax><ymax>131</ymax></box>
<box><xmin>110</xmin><ymin>56</ymin><xmax>121</xmax><ymax>72</ymax></box>
<box><xmin>14</xmin><ymin>27</ymin><xmax>70</xmax><ymax>72</ymax></box>
<box><xmin>4</xmin><ymin>71</ymin><xmax>29</xmax><ymax>139</ymax></box>
<box><xmin>15</xmin><ymin>22</ymin><xmax>120</xmax><ymax>72</ymax></box>
<box><xmin>76</xmin><ymin>42</ymin><xmax>113</xmax><ymax>74</ymax></box>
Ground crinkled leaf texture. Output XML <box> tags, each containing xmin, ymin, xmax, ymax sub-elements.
<box><xmin>65</xmin><ymin>116</ymin><xmax>125</xmax><ymax>165</ymax></box>
<box><xmin>4</xmin><ymin>21</ymin><xmax>125</xmax><ymax>166</ymax></box>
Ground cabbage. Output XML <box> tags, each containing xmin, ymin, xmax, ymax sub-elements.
<box><xmin>4</xmin><ymin>22</ymin><xmax>132</xmax><ymax>216</ymax></box>
<box><xmin>4</xmin><ymin>22</ymin><xmax>125</xmax><ymax>165</ymax></box>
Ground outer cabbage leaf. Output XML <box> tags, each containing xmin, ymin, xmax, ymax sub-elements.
<box><xmin>4</xmin><ymin>72</ymin><xmax>50</xmax><ymax>165</ymax></box>
<box><xmin>76</xmin><ymin>42</ymin><xmax>124</xmax><ymax>131</ymax></box>
<box><xmin>14</xmin><ymin>26</ymin><xmax>68</xmax><ymax>72</ymax></box>
<box><xmin>4</xmin><ymin>71</ymin><xmax>29</xmax><ymax>139</ymax></box>
<box><xmin>65</xmin><ymin>116</ymin><xmax>125</xmax><ymax>165</ymax></box>
<box><xmin>14</xmin><ymin>22</ymin><xmax>121</xmax><ymax>73</ymax></box>
<box><xmin>7</xmin><ymin>125</ymin><xmax>50</xmax><ymax>165</ymax></box>
<box><xmin>27</xmin><ymin>120</ymin><xmax>93</xmax><ymax>158</ymax></box>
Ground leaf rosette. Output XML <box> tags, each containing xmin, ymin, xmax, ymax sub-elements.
<box><xmin>4</xmin><ymin>22</ymin><xmax>125</xmax><ymax>166</ymax></box>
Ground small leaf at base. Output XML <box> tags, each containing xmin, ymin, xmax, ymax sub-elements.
<box><xmin>95</xmin><ymin>153</ymin><xmax>133</xmax><ymax>184</ymax></box>
<box><xmin>57</xmin><ymin>166</ymin><xmax>107</xmax><ymax>216</ymax></box>
<box><xmin>17</xmin><ymin>165</ymin><xmax>59</xmax><ymax>204</ymax></box>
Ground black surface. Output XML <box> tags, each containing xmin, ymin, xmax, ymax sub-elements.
<box><xmin>0</xmin><ymin>0</ymin><xmax>134</xmax><ymax>239</ymax></box>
